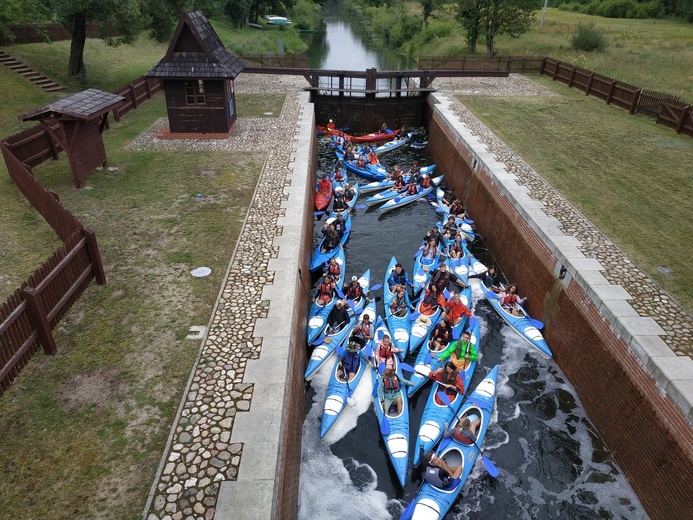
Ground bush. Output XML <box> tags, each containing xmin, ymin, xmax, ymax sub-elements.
<box><xmin>289</xmin><ymin>0</ymin><xmax>322</xmax><ymax>30</ymax></box>
<box><xmin>571</xmin><ymin>22</ymin><xmax>607</xmax><ymax>52</ymax></box>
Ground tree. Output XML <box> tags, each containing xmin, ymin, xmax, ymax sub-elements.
<box><xmin>420</xmin><ymin>0</ymin><xmax>437</xmax><ymax>29</ymax></box>
<box><xmin>456</xmin><ymin>0</ymin><xmax>484</xmax><ymax>52</ymax></box>
<box><xmin>456</xmin><ymin>0</ymin><xmax>537</xmax><ymax>57</ymax></box>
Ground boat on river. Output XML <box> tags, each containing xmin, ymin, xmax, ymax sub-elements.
<box><xmin>380</xmin><ymin>176</ymin><xmax>443</xmax><ymax>214</ymax></box>
<box><xmin>310</xmin><ymin>214</ymin><xmax>351</xmax><ymax>271</ymax></box>
<box><xmin>483</xmin><ymin>282</ymin><xmax>552</xmax><ymax>357</ymax></box>
<box><xmin>334</xmin><ymin>151</ymin><xmax>389</xmax><ymax>181</ymax></box>
<box><xmin>401</xmin><ymin>365</ymin><xmax>499</xmax><ymax>520</ymax></box>
<box><xmin>357</xmin><ymin>163</ymin><xmax>437</xmax><ymax>195</ymax></box>
<box><xmin>318</xmin><ymin>126</ymin><xmax>401</xmax><ymax>143</ymax></box>
<box><xmin>372</xmin><ymin>347</ymin><xmax>410</xmax><ymax>487</ymax></box>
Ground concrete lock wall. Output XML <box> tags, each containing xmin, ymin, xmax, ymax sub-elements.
<box><xmin>424</xmin><ymin>93</ymin><xmax>693</xmax><ymax>520</ymax></box>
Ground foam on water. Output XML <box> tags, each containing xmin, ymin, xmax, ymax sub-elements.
<box><xmin>299</xmin><ymin>360</ymin><xmax>396</xmax><ymax>519</ymax></box>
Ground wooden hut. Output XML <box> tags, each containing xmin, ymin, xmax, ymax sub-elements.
<box><xmin>18</xmin><ymin>89</ymin><xmax>125</xmax><ymax>188</ymax></box>
<box><xmin>145</xmin><ymin>10</ymin><xmax>245</xmax><ymax>138</ymax></box>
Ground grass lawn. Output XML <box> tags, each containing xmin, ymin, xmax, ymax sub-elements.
<box><xmin>0</xmin><ymin>85</ymin><xmax>281</xmax><ymax>517</ymax></box>
<box><xmin>458</xmin><ymin>75</ymin><xmax>693</xmax><ymax>312</ymax></box>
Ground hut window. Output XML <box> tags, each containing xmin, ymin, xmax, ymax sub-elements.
<box><xmin>185</xmin><ymin>80</ymin><xmax>206</xmax><ymax>105</ymax></box>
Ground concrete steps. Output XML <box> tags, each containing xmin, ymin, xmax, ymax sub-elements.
<box><xmin>0</xmin><ymin>50</ymin><xmax>65</xmax><ymax>92</ymax></box>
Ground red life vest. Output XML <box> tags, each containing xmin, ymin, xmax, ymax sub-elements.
<box><xmin>502</xmin><ymin>293</ymin><xmax>518</xmax><ymax>306</ymax></box>
<box><xmin>318</xmin><ymin>282</ymin><xmax>333</xmax><ymax>299</ymax></box>
<box><xmin>378</xmin><ymin>343</ymin><xmax>393</xmax><ymax>359</ymax></box>
<box><xmin>383</xmin><ymin>376</ymin><xmax>400</xmax><ymax>392</ymax></box>
<box><xmin>346</xmin><ymin>283</ymin><xmax>363</xmax><ymax>299</ymax></box>
<box><xmin>422</xmin><ymin>177</ymin><xmax>431</xmax><ymax>188</ymax></box>
<box><xmin>328</xmin><ymin>263</ymin><xmax>341</xmax><ymax>276</ymax></box>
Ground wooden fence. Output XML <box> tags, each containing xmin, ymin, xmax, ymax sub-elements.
<box><xmin>0</xmin><ymin>73</ymin><xmax>158</xmax><ymax>396</ymax></box>
<box><xmin>238</xmin><ymin>53</ymin><xmax>309</xmax><ymax>68</ymax></box>
<box><xmin>417</xmin><ymin>55</ymin><xmax>692</xmax><ymax>137</ymax></box>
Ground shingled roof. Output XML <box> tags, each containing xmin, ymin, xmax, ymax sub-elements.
<box><xmin>146</xmin><ymin>10</ymin><xmax>244</xmax><ymax>80</ymax></box>
<box><xmin>18</xmin><ymin>89</ymin><xmax>125</xmax><ymax>121</ymax></box>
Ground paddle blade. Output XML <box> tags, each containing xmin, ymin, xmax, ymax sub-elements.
<box><xmin>313</xmin><ymin>332</ymin><xmax>328</xmax><ymax>345</ymax></box>
<box><xmin>314</xmin><ymin>211</ymin><xmax>326</xmax><ymax>216</ymax></box>
<box><xmin>399</xmin><ymin>362</ymin><xmax>415</xmax><ymax>373</ymax></box>
<box><xmin>439</xmin><ymin>436</ymin><xmax>452</xmax><ymax>451</ymax></box>
<box><xmin>378</xmin><ymin>362</ymin><xmax>386</xmax><ymax>375</ymax></box>
<box><xmin>376</xmin><ymin>329</ymin><xmax>384</xmax><ymax>341</ymax></box>
<box><xmin>372</xmin><ymin>378</ymin><xmax>379</xmax><ymax>397</ymax></box>
<box><xmin>355</xmin><ymin>204</ymin><xmax>367</xmax><ymax>209</ymax></box>
<box><xmin>452</xmin><ymin>327</ymin><xmax>462</xmax><ymax>340</ymax></box>
<box><xmin>370</xmin><ymin>283</ymin><xmax>382</xmax><ymax>291</ymax></box>
<box><xmin>336</xmin><ymin>346</ymin><xmax>345</xmax><ymax>358</ymax></box>
<box><xmin>335</xmin><ymin>285</ymin><xmax>345</xmax><ymax>298</ymax></box>
<box><xmin>408</xmin><ymin>311</ymin><xmax>421</xmax><ymax>321</ymax></box>
<box><xmin>482</xmin><ymin>454</ymin><xmax>499</xmax><ymax>477</ymax></box>
<box><xmin>530</xmin><ymin>318</ymin><xmax>545</xmax><ymax>330</ymax></box>
<box><xmin>380</xmin><ymin>415</ymin><xmax>391</xmax><ymax>435</ymax></box>
<box><xmin>485</xmin><ymin>290</ymin><xmax>500</xmax><ymax>300</ymax></box>
<box><xmin>469</xmin><ymin>316</ymin><xmax>478</xmax><ymax>329</ymax></box>
<box><xmin>364</xmin><ymin>343</ymin><xmax>374</xmax><ymax>358</ymax></box>
<box><xmin>437</xmin><ymin>390</ymin><xmax>452</xmax><ymax>407</ymax></box>
<box><xmin>424</xmin><ymin>350</ymin><xmax>432</xmax><ymax>364</ymax></box>
<box><xmin>415</xmin><ymin>365</ymin><xmax>432</xmax><ymax>377</ymax></box>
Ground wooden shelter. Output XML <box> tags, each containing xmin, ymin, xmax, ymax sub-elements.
<box><xmin>145</xmin><ymin>10</ymin><xmax>245</xmax><ymax>138</ymax></box>
<box><xmin>18</xmin><ymin>89</ymin><xmax>125</xmax><ymax>188</ymax></box>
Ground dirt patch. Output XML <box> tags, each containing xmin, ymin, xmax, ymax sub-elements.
<box><xmin>59</xmin><ymin>369</ymin><xmax>126</xmax><ymax>410</ymax></box>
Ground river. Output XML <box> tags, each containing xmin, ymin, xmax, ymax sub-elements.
<box><xmin>297</xmin><ymin>4</ymin><xmax>648</xmax><ymax>519</ymax></box>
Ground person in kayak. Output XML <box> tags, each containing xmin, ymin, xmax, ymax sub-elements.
<box><xmin>388</xmin><ymin>262</ymin><xmax>413</xmax><ymax>294</ymax></box>
<box><xmin>428</xmin><ymin>263</ymin><xmax>468</xmax><ymax>293</ymax></box>
<box><xmin>338</xmin><ymin>340</ymin><xmax>363</xmax><ymax>382</ymax></box>
<box><xmin>442</xmin><ymin>292</ymin><xmax>473</xmax><ymax>326</ymax></box>
<box><xmin>407</xmin><ymin>161</ymin><xmax>422</xmax><ymax>184</ymax></box>
<box><xmin>393</xmin><ymin>172</ymin><xmax>406</xmax><ymax>191</ymax></box>
<box><xmin>389</xmin><ymin>288</ymin><xmax>412</xmax><ymax>318</ymax></box>
<box><xmin>315</xmin><ymin>273</ymin><xmax>335</xmax><ymax>306</ymax></box>
<box><xmin>449</xmin><ymin>199</ymin><xmax>466</xmax><ymax>218</ymax></box>
<box><xmin>343</xmin><ymin>183</ymin><xmax>356</xmax><ymax>204</ymax></box>
<box><xmin>419</xmin><ymin>284</ymin><xmax>445</xmax><ymax>316</ymax></box>
<box><xmin>380</xmin><ymin>122</ymin><xmax>389</xmax><ymax>134</ymax></box>
<box><xmin>447</xmin><ymin>234</ymin><xmax>465</xmax><ymax>260</ymax></box>
<box><xmin>333</xmin><ymin>161</ymin><xmax>345</xmax><ymax>182</ymax></box>
<box><xmin>405</xmin><ymin>179</ymin><xmax>418</xmax><ymax>196</ymax></box>
<box><xmin>332</xmin><ymin>212</ymin><xmax>347</xmax><ymax>238</ymax></box>
<box><xmin>350</xmin><ymin>313</ymin><xmax>373</xmax><ymax>348</ymax></box>
<box><xmin>431</xmin><ymin>361</ymin><xmax>465</xmax><ymax>398</ymax></box>
<box><xmin>374</xmin><ymin>334</ymin><xmax>404</xmax><ymax>371</ymax></box>
<box><xmin>325</xmin><ymin>257</ymin><xmax>341</xmax><ymax>279</ymax></box>
<box><xmin>436</xmin><ymin>330</ymin><xmax>477</xmax><ymax>371</ymax></box>
<box><xmin>367</xmin><ymin>148</ymin><xmax>379</xmax><ymax>166</ymax></box>
<box><xmin>443</xmin><ymin>414</ymin><xmax>481</xmax><ymax>445</ymax></box>
<box><xmin>499</xmin><ymin>284</ymin><xmax>527</xmax><ymax>317</ymax></box>
<box><xmin>388</xmin><ymin>164</ymin><xmax>403</xmax><ymax>180</ymax></box>
<box><xmin>428</xmin><ymin>318</ymin><xmax>452</xmax><ymax>352</ymax></box>
<box><xmin>420</xmin><ymin>174</ymin><xmax>432</xmax><ymax>189</ymax></box>
<box><xmin>326</xmin><ymin>299</ymin><xmax>349</xmax><ymax>335</ymax></box>
<box><xmin>422</xmin><ymin>451</ymin><xmax>463</xmax><ymax>489</ymax></box>
<box><xmin>378</xmin><ymin>367</ymin><xmax>414</xmax><ymax>416</ymax></box>
<box><xmin>321</xmin><ymin>222</ymin><xmax>341</xmax><ymax>252</ymax></box>
<box><xmin>332</xmin><ymin>188</ymin><xmax>348</xmax><ymax>212</ymax></box>
<box><xmin>442</xmin><ymin>215</ymin><xmax>459</xmax><ymax>241</ymax></box>
<box><xmin>343</xmin><ymin>275</ymin><xmax>369</xmax><ymax>305</ymax></box>
<box><xmin>326</xmin><ymin>119</ymin><xmax>336</xmax><ymax>131</ymax></box>
<box><xmin>422</xmin><ymin>227</ymin><xmax>443</xmax><ymax>248</ymax></box>
<box><xmin>317</xmin><ymin>175</ymin><xmax>331</xmax><ymax>196</ymax></box>
<box><xmin>418</xmin><ymin>238</ymin><xmax>438</xmax><ymax>264</ymax></box>
<box><xmin>469</xmin><ymin>264</ymin><xmax>502</xmax><ymax>292</ymax></box>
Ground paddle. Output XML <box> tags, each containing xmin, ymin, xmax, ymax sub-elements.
<box><xmin>367</xmin><ymin>283</ymin><xmax>382</xmax><ymax>292</ymax></box>
<box><xmin>408</xmin><ymin>311</ymin><xmax>421</xmax><ymax>321</ymax></box>
<box><xmin>314</xmin><ymin>211</ymin><xmax>326</xmax><ymax>216</ymax></box>
<box><xmin>313</xmin><ymin>319</ymin><xmax>347</xmax><ymax>345</ymax></box>
<box><xmin>401</xmin><ymin>500</ymin><xmax>416</xmax><ymax>520</ymax></box>
<box><xmin>436</xmin><ymin>391</ymin><xmax>498</xmax><ymax>477</ymax></box>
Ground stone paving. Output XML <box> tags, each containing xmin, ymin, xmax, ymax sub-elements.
<box><xmin>139</xmin><ymin>73</ymin><xmax>690</xmax><ymax>520</ymax></box>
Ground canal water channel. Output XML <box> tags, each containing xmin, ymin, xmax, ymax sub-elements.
<box><xmin>298</xmin><ymin>4</ymin><xmax>649</xmax><ymax>519</ymax></box>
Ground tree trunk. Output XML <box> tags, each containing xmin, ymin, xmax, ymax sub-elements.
<box><xmin>486</xmin><ymin>42</ymin><xmax>494</xmax><ymax>57</ymax></box>
<box><xmin>68</xmin><ymin>13</ymin><xmax>87</xmax><ymax>83</ymax></box>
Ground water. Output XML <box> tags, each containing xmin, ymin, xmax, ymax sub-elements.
<box><xmin>298</xmin><ymin>135</ymin><xmax>648</xmax><ymax>520</ymax></box>
<box><xmin>304</xmin><ymin>0</ymin><xmax>415</xmax><ymax>71</ymax></box>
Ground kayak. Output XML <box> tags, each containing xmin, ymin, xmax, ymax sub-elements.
<box><xmin>402</xmin><ymin>365</ymin><xmax>499</xmax><ymax>520</ymax></box>
<box><xmin>372</xmin><ymin>349</ymin><xmax>410</xmax><ymax>487</ymax></box>
<box><xmin>309</xmin><ymin>213</ymin><xmax>351</xmax><ymax>271</ymax></box>
<box><xmin>385</xmin><ymin>288</ymin><xmax>414</xmax><ymax>362</ymax></box>
<box><xmin>335</xmin><ymin>151</ymin><xmax>389</xmax><ymax>181</ymax></box>
<box><xmin>435</xmin><ymin>188</ymin><xmax>475</xmax><ymax>241</ymax></box>
<box><xmin>319</xmin><ymin>344</ymin><xmax>369</xmax><ymax>438</ymax></box>
<box><xmin>315</xmin><ymin>181</ymin><xmax>333</xmax><ymax>211</ymax></box>
<box><xmin>412</xmin><ymin>244</ymin><xmax>441</xmax><ymax>296</ymax></box>
<box><xmin>412</xmin><ymin>320</ymin><xmax>479</xmax><ymax>466</ymax></box>
<box><xmin>380</xmin><ymin>176</ymin><xmax>444</xmax><ymax>214</ymax></box>
<box><xmin>317</xmin><ymin>126</ymin><xmax>401</xmax><ymax>143</ymax></box>
<box><xmin>483</xmin><ymin>282</ymin><xmax>552</xmax><ymax>357</ymax></box>
<box><xmin>408</xmin><ymin>317</ymin><xmax>480</xmax><ymax>397</ymax></box>
<box><xmin>356</xmin><ymin>131</ymin><xmax>413</xmax><ymax>155</ymax></box>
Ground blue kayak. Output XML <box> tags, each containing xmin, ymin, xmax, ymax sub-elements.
<box><xmin>361</xmin><ymin>131</ymin><xmax>413</xmax><ymax>155</ymax></box>
<box><xmin>310</xmin><ymin>213</ymin><xmax>351</xmax><ymax>271</ymax></box>
<box><xmin>435</xmin><ymin>187</ymin><xmax>475</xmax><ymax>242</ymax></box>
<box><xmin>372</xmin><ymin>351</ymin><xmax>410</xmax><ymax>487</ymax></box>
<box><xmin>380</xmin><ymin>176</ymin><xmax>444</xmax><ymax>214</ymax></box>
<box><xmin>409</xmin><ymin>299</ymin><xmax>442</xmax><ymax>354</ymax></box>
<box><xmin>483</xmin><ymin>282</ymin><xmax>552</xmax><ymax>357</ymax></box>
<box><xmin>402</xmin><ymin>365</ymin><xmax>499</xmax><ymax>520</ymax></box>
<box><xmin>357</xmin><ymin>164</ymin><xmax>436</xmax><ymax>194</ymax></box>
<box><xmin>412</xmin><ymin>247</ymin><xmax>440</xmax><ymax>297</ymax></box>
<box><xmin>335</xmin><ymin>151</ymin><xmax>389</xmax><ymax>181</ymax></box>
<box><xmin>411</xmin><ymin>320</ymin><xmax>480</xmax><ymax>466</ymax></box>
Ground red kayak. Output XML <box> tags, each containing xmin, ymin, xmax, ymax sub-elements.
<box><xmin>315</xmin><ymin>177</ymin><xmax>333</xmax><ymax>211</ymax></box>
<box><xmin>317</xmin><ymin>126</ymin><xmax>400</xmax><ymax>143</ymax></box>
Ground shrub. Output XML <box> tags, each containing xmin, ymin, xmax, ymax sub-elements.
<box><xmin>571</xmin><ymin>22</ymin><xmax>607</xmax><ymax>52</ymax></box>
<box><xmin>289</xmin><ymin>0</ymin><xmax>322</xmax><ymax>30</ymax></box>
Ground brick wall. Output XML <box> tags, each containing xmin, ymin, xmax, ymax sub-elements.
<box><xmin>426</xmin><ymin>102</ymin><xmax>693</xmax><ymax>520</ymax></box>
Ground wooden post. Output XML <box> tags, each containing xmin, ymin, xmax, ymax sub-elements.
<box><xmin>585</xmin><ymin>73</ymin><xmax>595</xmax><ymax>96</ymax></box>
<box><xmin>130</xmin><ymin>83</ymin><xmax>139</xmax><ymax>108</ymax></box>
<box><xmin>339</xmin><ymin>73</ymin><xmax>344</xmax><ymax>99</ymax></box>
<box><xmin>22</xmin><ymin>286</ymin><xmax>57</xmax><ymax>355</ymax></box>
<box><xmin>365</xmin><ymin>67</ymin><xmax>377</xmax><ymax>101</ymax></box>
<box><xmin>551</xmin><ymin>60</ymin><xmax>559</xmax><ymax>80</ymax></box>
<box><xmin>568</xmin><ymin>67</ymin><xmax>576</xmax><ymax>87</ymax></box>
<box><xmin>606</xmin><ymin>80</ymin><xmax>617</xmax><ymax>104</ymax></box>
<box><xmin>540</xmin><ymin>57</ymin><xmax>547</xmax><ymax>75</ymax></box>
<box><xmin>83</xmin><ymin>227</ymin><xmax>106</xmax><ymax>285</ymax></box>
<box><xmin>676</xmin><ymin>105</ymin><xmax>691</xmax><ymax>134</ymax></box>
<box><xmin>629</xmin><ymin>89</ymin><xmax>641</xmax><ymax>114</ymax></box>
<box><xmin>145</xmin><ymin>78</ymin><xmax>152</xmax><ymax>99</ymax></box>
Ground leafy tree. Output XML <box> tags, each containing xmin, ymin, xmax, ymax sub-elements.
<box><xmin>456</xmin><ymin>0</ymin><xmax>484</xmax><ymax>52</ymax></box>
<box><xmin>457</xmin><ymin>0</ymin><xmax>537</xmax><ymax>57</ymax></box>
<box><xmin>420</xmin><ymin>0</ymin><xmax>438</xmax><ymax>28</ymax></box>
<box><xmin>224</xmin><ymin>0</ymin><xmax>255</xmax><ymax>27</ymax></box>
<box><xmin>0</xmin><ymin>0</ymin><xmax>50</xmax><ymax>41</ymax></box>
